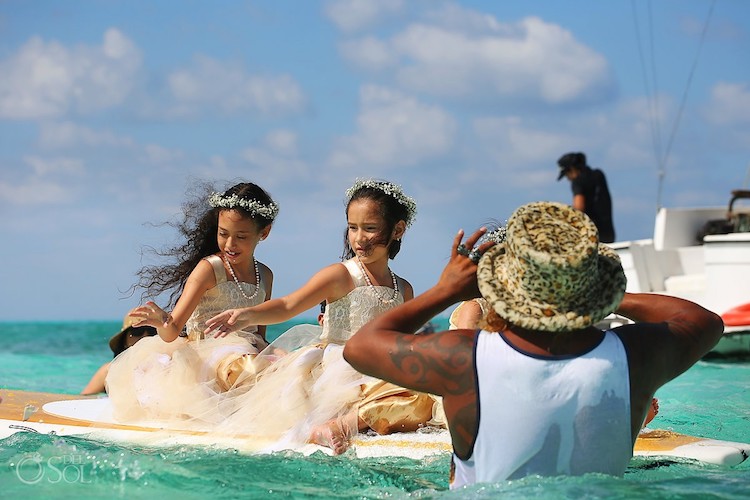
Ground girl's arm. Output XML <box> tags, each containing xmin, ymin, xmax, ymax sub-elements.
<box><xmin>399</xmin><ymin>277</ymin><xmax>415</xmax><ymax>302</ymax></box>
<box><xmin>131</xmin><ymin>259</ymin><xmax>216</xmax><ymax>342</ymax></box>
<box><xmin>451</xmin><ymin>300</ymin><xmax>484</xmax><ymax>329</ymax></box>
<box><xmin>256</xmin><ymin>262</ymin><xmax>274</xmax><ymax>342</ymax></box>
<box><xmin>81</xmin><ymin>362</ymin><xmax>110</xmax><ymax>395</ymax></box>
<box><xmin>206</xmin><ymin>263</ymin><xmax>353</xmax><ymax>337</ymax></box>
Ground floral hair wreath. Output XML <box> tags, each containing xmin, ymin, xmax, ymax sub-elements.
<box><xmin>484</xmin><ymin>225</ymin><xmax>507</xmax><ymax>244</ymax></box>
<box><xmin>345</xmin><ymin>178</ymin><xmax>418</xmax><ymax>227</ymax></box>
<box><xmin>208</xmin><ymin>192</ymin><xmax>280</xmax><ymax>222</ymax></box>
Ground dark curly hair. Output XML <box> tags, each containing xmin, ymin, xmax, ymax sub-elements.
<box><xmin>131</xmin><ymin>180</ymin><xmax>276</xmax><ymax>308</ymax></box>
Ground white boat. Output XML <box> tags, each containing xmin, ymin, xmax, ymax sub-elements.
<box><xmin>604</xmin><ymin>189</ymin><xmax>750</xmax><ymax>357</ymax></box>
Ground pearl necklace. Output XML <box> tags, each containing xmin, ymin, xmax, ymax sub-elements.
<box><xmin>355</xmin><ymin>256</ymin><xmax>399</xmax><ymax>303</ymax></box>
<box><xmin>223</xmin><ymin>255</ymin><xmax>261</xmax><ymax>301</ymax></box>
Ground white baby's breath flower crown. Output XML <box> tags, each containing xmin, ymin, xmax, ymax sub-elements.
<box><xmin>485</xmin><ymin>225</ymin><xmax>507</xmax><ymax>244</ymax></box>
<box><xmin>208</xmin><ymin>192</ymin><xmax>279</xmax><ymax>221</ymax></box>
<box><xmin>345</xmin><ymin>178</ymin><xmax>417</xmax><ymax>227</ymax></box>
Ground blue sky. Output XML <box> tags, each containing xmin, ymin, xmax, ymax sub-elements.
<box><xmin>1</xmin><ymin>0</ymin><xmax>748</xmax><ymax>321</ymax></box>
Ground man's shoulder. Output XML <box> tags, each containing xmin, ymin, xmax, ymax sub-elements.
<box><xmin>612</xmin><ymin>322</ymin><xmax>675</xmax><ymax>367</ymax></box>
<box><xmin>590</xmin><ymin>167</ymin><xmax>607</xmax><ymax>179</ymax></box>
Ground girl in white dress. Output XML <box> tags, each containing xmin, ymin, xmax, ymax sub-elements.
<box><xmin>105</xmin><ymin>181</ymin><xmax>278</xmax><ymax>426</ymax></box>
<box><xmin>206</xmin><ymin>179</ymin><xmax>435</xmax><ymax>454</ymax></box>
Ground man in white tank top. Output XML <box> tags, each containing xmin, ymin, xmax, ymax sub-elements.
<box><xmin>344</xmin><ymin>201</ymin><xmax>724</xmax><ymax>488</ymax></box>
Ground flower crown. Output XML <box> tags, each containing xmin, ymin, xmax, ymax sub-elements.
<box><xmin>485</xmin><ymin>225</ymin><xmax>507</xmax><ymax>244</ymax></box>
<box><xmin>208</xmin><ymin>192</ymin><xmax>279</xmax><ymax>221</ymax></box>
<box><xmin>345</xmin><ymin>178</ymin><xmax>417</xmax><ymax>227</ymax></box>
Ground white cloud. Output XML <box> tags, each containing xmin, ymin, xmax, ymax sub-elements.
<box><xmin>338</xmin><ymin>8</ymin><xmax>614</xmax><ymax>105</ymax></box>
<box><xmin>0</xmin><ymin>179</ymin><xmax>73</xmax><ymax>204</ymax></box>
<box><xmin>469</xmin><ymin>92</ymin><xmax>681</xmax><ymax>192</ymax></box>
<box><xmin>679</xmin><ymin>13</ymin><xmax>744</xmax><ymax>42</ymax></box>
<box><xmin>166</xmin><ymin>55</ymin><xmax>306</xmax><ymax>116</ymax></box>
<box><xmin>325</xmin><ymin>0</ymin><xmax>404</xmax><ymax>33</ymax></box>
<box><xmin>705</xmin><ymin>82</ymin><xmax>750</xmax><ymax>126</ymax></box>
<box><xmin>141</xmin><ymin>144</ymin><xmax>185</xmax><ymax>165</ymax></box>
<box><xmin>38</xmin><ymin>121</ymin><xmax>135</xmax><ymax>149</ymax></box>
<box><xmin>0</xmin><ymin>155</ymin><xmax>83</xmax><ymax>205</ymax></box>
<box><xmin>423</xmin><ymin>2</ymin><xmax>512</xmax><ymax>33</ymax></box>
<box><xmin>395</xmin><ymin>17</ymin><xmax>612</xmax><ymax>103</ymax></box>
<box><xmin>339</xmin><ymin>36</ymin><xmax>398</xmax><ymax>72</ymax></box>
<box><xmin>24</xmin><ymin>155</ymin><xmax>85</xmax><ymax>177</ymax></box>
<box><xmin>240</xmin><ymin>130</ymin><xmax>310</xmax><ymax>184</ymax></box>
<box><xmin>328</xmin><ymin>85</ymin><xmax>456</xmax><ymax>170</ymax></box>
<box><xmin>264</xmin><ymin>129</ymin><xmax>298</xmax><ymax>155</ymax></box>
<box><xmin>0</xmin><ymin>28</ymin><xmax>141</xmax><ymax>119</ymax></box>
<box><xmin>37</xmin><ymin>121</ymin><xmax>186</xmax><ymax>180</ymax></box>
<box><xmin>474</xmin><ymin>116</ymin><xmax>571</xmax><ymax>170</ymax></box>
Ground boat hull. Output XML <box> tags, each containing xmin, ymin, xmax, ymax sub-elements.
<box><xmin>611</xmin><ymin>199</ymin><xmax>750</xmax><ymax>357</ymax></box>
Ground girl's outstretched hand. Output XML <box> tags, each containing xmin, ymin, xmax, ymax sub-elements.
<box><xmin>205</xmin><ymin>309</ymin><xmax>250</xmax><ymax>338</ymax></box>
<box><xmin>131</xmin><ymin>301</ymin><xmax>172</xmax><ymax>329</ymax></box>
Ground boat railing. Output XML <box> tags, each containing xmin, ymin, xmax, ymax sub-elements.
<box><xmin>654</xmin><ymin>206</ymin><xmax>726</xmax><ymax>250</ymax></box>
<box><xmin>729</xmin><ymin>189</ymin><xmax>750</xmax><ymax>233</ymax></box>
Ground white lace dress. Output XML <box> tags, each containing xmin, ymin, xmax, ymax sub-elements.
<box><xmin>213</xmin><ymin>259</ymin><xmax>435</xmax><ymax>446</ymax></box>
<box><xmin>105</xmin><ymin>254</ymin><xmax>268</xmax><ymax>425</ymax></box>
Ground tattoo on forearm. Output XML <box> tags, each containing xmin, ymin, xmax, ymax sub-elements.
<box><xmin>390</xmin><ymin>333</ymin><xmax>473</xmax><ymax>395</ymax></box>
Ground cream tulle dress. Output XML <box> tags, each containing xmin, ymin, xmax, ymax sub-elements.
<box><xmin>105</xmin><ymin>255</ymin><xmax>268</xmax><ymax>426</ymax></box>
<box><xmin>211</xmin><ymin>258</ymin><xmax>436</xmax><ymax>448</ymax></box>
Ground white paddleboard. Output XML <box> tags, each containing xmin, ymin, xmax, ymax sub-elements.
<box><xmin>1</xmin><ymin>390</ymin><xmax>747</xmax><ymax>465</ymax></box>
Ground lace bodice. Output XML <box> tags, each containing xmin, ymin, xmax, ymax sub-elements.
<box><xmin>319</xmin><ymin>259</ymin><xmax>404</xmax><ymax>345</ymax></box>
<box><xmin>185</xmin><ymin>255</ymin><xmax>266</xmax><ymax>343</ymax></box>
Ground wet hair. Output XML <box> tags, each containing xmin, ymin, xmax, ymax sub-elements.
<box><xmin>130</xmin><ymin>180</ymin><xmax>276</xmax><ymax>308</ymax></box>
<box><xmin>341</xmin><ymin>184</ymin><xmax>410</xmax><ymax>260</ymax></box>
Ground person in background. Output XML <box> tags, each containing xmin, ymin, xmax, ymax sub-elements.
<box><xmin>80</xmin><ymin>308</ymin><xmax>157</xmax><ymax>395</ymax></box>
<box><xmin>557</xmin><ymin>152</ymin><xmax>616</xmax><ymax>243</ymax></box>
<box><xmin>344</xmin><ymin>201</ymin><xmax>723</xmax><ymax>487</ymax></box>
<box><xmin>318</xmin><ymin>300</ymin><xmax>326</xmax><ymax>326</ymax></box>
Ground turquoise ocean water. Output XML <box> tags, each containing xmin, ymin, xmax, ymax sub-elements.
<box><xmin>1</xmin><ymin>320</ymin><xmax>748</xmax><ymax>499</ymax></box>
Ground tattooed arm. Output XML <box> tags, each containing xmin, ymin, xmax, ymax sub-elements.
<box><xmin>344</xmin><ymin>228</ymin><xmax>489</xmax><ymax>392</ymax></box>
<box><xmin>345</xmin><ymin>323</ymin><xmax>479</xmax><ymax>458</ymax></box>
<box><xmin>344</xmin><ymin>229</ymin><xmax>493</xmax><ymax>457</ymax></box>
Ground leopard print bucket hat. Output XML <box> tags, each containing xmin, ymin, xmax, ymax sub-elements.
<box><xmin>476</xmin><ymin>201</ymin><xmax>626</xmax><ymax>332</ymax></box>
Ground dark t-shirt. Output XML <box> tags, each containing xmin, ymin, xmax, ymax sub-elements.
<box><xmin>571</xmin><ymin>166</ymin><xmax>615</xmax><ymax>243</ymax></box>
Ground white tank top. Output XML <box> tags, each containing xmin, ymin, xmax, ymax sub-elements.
<box><xmin>451</xmin><ymin>330</ymin><xmax>632</xmax><ymax>488</ymax></box>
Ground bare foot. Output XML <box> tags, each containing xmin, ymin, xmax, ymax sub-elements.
<box><xmin>643</xmin><ymin>398</ymin><xmax>659</xmax><ymax>427</ymax></box>
<box><xmin>310</xmin><ymin>420</ymin><xmax>349</xmax><ymax>455</ymax></box>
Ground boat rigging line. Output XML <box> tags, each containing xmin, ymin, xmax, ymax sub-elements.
<box><xmin>631</xmin><ymin>0</ymin><xmax>716</xmax><ymax>212</ymax></box>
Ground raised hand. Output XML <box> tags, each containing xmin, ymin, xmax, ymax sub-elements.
<box><xmin>436</xmin><ymin>228</ymin><xmax>496</xmax><ymax>303</ymax></box>
<box><xmin>130</xmin><ymin>301</ymin><xmax>172</xmax><ymax>329</ymax></box>
<box><xmin>204</xmin><ymin>308</ymin><xmax>253</xmax><ymax>338</ymax></box>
